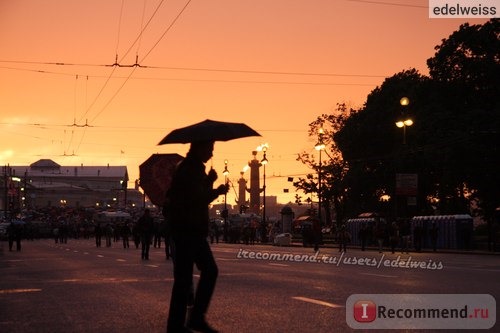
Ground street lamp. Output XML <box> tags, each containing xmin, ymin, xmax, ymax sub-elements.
<box><xmin>223</xmin><ymin>160</ymin><xmax>229</xmax><ymax>212</ymax></box>
<box><xmin>260</xmin><ymin>147</ymin><xmax>268</xmax><ymax>226</ymax></box>
<box><xmin>315</xmin><ymin>128</ymin><xmax>325</xmax><ymax>224</ymax></box>
<box><xmin>396</xmin><ymin>97</ymin><xmax>413</xmax><ymax>144</ymax></box>
<box><xmin>222</xmin><ymin>160</ymin><xmax>229</xmax><ymax>241</ymax></box>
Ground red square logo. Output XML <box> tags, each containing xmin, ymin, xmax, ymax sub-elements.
<box><xmin>353</xmin><ymin>300</ymin><xmax>376</xmax><ymax>322</ymax></box>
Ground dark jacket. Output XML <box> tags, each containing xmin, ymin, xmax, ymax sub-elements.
<box><xmin>166</xmin><ymin>153</ymin><xmax>219</xmax><ymax>238</ymax></box>
<box><xmin>137</xmin><ymin>213</ymin><xmax>154</xmax><ymax>237</ymax></box>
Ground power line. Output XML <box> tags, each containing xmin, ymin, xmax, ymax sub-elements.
<box><xmin>0</xmin><ymin>60</ymin><xmax>389</xmax><ymax>78</ymax></box>
<box><xmin>0</xmin><ymin>65</ymin><xmax>380</xmax><ymax>87</ymax></box>
<box><xmin>119</xmin><ymin>0</ymin><xmax>166</xmax><ymax>64</ymax></box>
<box><xmin>346</xmin><ymin>0</ymin><xmax>427</xmax><ymax>9</ymax></box>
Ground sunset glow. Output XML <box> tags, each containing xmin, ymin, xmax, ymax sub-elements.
<box><xmin>0</xmin><ymin>0</ymin><xmax>487</xmax><ymax>204</ymax></box>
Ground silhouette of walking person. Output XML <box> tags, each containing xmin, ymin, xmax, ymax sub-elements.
<box><xmin>94</xmin><ymin>222</ymin><xmax>102</xmax><ymax>247</ymax></box>
<box><xmin>137</xmin><ymin>209</ymin><xmax>154</xmax><ymax>260</ymax></box>
<box><xmin>165</xmin><ymin>141</ymin><xmax>228</xmax><ymax>333</ymax></box>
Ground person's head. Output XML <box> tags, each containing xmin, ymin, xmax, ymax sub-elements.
<box><xmin>189</xmin><ymin>140</ymin><xmax>215</xmax><ymax>163</ymax></box>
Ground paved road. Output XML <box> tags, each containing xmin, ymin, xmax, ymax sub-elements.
<box><xmin>1</xmin><ymin>239</ymin><xmax>498</xmax><ymax>333</ymax></box>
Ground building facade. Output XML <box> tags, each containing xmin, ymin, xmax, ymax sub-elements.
<box><xmin>1</xmin><ymin>159</ymin><xmax>131</xmax><ymax>212</ymax></box>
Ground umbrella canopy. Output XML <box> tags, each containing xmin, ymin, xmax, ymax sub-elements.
<box><xmin>158</xmin><ymin>119</ymin><xmax>261</xmax><ymax>144</ymax></box>
<box><xmin>139</xmin><ymin>153</ymin><xmax>184</xmax><ymax>206</ymax></box>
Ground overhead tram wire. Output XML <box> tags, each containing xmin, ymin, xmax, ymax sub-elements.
<box><xmin>139</xmin><ymin>0</ymin><xmax>193</xmax><ymax>63</ymax></box>
<box><xmin>75</xmin><ymin>0</ymin><xmax>128</xmax><ymax>125</ymax></box>
<box><xmin>86</xmin><ymin>0</ymin><xmax>190</xmax><ymax>123</ymax></box>
<box><xmin>136</xmin><ymin>0</ymin><xmax>149</xmax><ymax>58</ymax></box>
<box><xmin>118</xmin><ymin>0</ymin><xmax>166</xmax><ymax>65</ymax></box>
<box><xmin>79</xmin><ymin>0</ymin><xmax>188</xmax><ymax>126</ymax></box>
<box><xmin>75</xmin><ymin>0</ymin><xmax>190</xmax><ymax>154</ymax></box>
<box><xmin>142</xmin><ymin>65</ymin><xmax>388</xmax><ymax>78</ymax></box>
<box><xmin>115</xmin><ymin>0</ymin><xmax>126</xmax><ymax>61</ymax></box>
<box><xmin>0</xmin><ymin>60</ymin><xmax>389</xmax><ymax>80</ymax></box>
<box><xmin>74</xmin><ymin>0</ymin><xmax>165</xmax><ymax>142</ymax></box>
<box><xmin>346</xmin><ymin>0</ymin><xmax>427</xmax><ymax>9</ymax></box>
<box><xmin>75</xmin><ymin>0</ymin><xmax>164</xmax><ymax>126</ymax></box>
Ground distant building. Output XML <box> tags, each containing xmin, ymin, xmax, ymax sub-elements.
<box><xmin>1</xmin><ymin>159</ymin><xmax>136</xmax><ymax>211</ymax></box>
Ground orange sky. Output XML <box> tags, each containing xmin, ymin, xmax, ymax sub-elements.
<box><xmin>0</xmin><ymin>0</ymin><xmax>488</xmax><ymax>206</ymax></box>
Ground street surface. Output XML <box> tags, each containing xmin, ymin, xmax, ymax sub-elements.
<box><xmin>1</xmin><ymin>239</ymin><xmax>499</xmax><ymax>333</ymax></box>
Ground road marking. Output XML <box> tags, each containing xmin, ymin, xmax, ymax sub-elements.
<box><xmin>116</xmin><ymin>259</ymin><xmax>126</xmax><ymax>262</ymax></box>
<box><xmin>97</xmin><ymin>255</ymin><xmax>104</xmax><ymax>258</ymax></box>
<box><xmin>0</xmin><ymin>288</ymin><xmax>42</xmax><ymax>294</ymax></box>
<box><xmin>361</xmin><ymin>273</ymin><xmax>397</xmax><ymax>278</ymax></box>
<box><xmin>292</xmin><ymin>296</ymin><xmax>343</xmax><ymax>308</ymax></box>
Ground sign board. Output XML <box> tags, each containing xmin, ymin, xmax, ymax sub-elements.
<box><xmin>396</xmin><ymin>173</ymin><xmax>418</xmax><ymax>196</ymax></box>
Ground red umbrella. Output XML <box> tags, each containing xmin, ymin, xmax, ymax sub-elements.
<box><xmin>139</xmin><ymin>153</ymin><xmax>184</xmax><ymax>206</ymax></box>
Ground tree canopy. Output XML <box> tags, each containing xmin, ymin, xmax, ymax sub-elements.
<box><xmin>296</xmin><ymin>19</ymin><xmax>499</xmax><ymax>224</ymax></box>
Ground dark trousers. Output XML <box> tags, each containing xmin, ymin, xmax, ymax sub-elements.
<box><xmin>141</xmin><ymin>235</ymin><xmax>151</xmax><ymax>259</ymax></box>
<box><xmin>167</xmin><ymin>236</ymin><xmax>218</xmax><ymax>332</ymax></box>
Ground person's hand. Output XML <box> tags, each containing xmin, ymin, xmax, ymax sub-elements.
<box><xmin>216</xmin><ymin>184</ymin><xmax>229</xmax><ymax>195</ymax></box>
<box><xmin>208</xmin><ymin>168</ymin><xmax>218</xmax><ymax>182</ymax></box>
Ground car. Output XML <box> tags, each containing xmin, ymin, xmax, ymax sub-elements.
<box><xmin>273</xmin><ymin>233</ymin><xmax>292</xmax><ymax>246</ymax></box>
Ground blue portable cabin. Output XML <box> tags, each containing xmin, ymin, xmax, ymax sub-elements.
<box><xmin>410</xmin><ymin>214</ymin><xmax>473</xmax><ymax>250</ymax></box>
<box><xmin>346</xmin><ymin>213</ymin><xmax>386</xmax><ymax>246</ymax></box>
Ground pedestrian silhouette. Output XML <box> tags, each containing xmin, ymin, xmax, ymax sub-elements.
<box><xmin>94</xmin><ymin>222</ymin><xmax>102</xmax><ymax>247</ymax></box>
<box><xmin>338</xmin><ymin>224</ymin><xmax>350</xmax><ymax>253</ymax></box>
<box><xmin>165</xmin><ymin>140</ymin><xmax>228</xmax><ymax>333</ymax></box>
<box><xmin>137</xmin><ymin>209</ymin><xmax>154</xmax><ymax>260</ymax></box>
<box><xmin>121</xmin><ymin>222</ymin><xmax>131</xmax><ymax>249</ymax></box>
<box><xmin>8</xmin><ymin>222</ymin><xmax>23</xmax><ymax>251</ymax></box>
<box><xmin>429</xmin><ymin>222</ymin><xmax>439</xmax><ymax>252</ymax></box>
<box><xmin>358</xmin><ymin>223</ymin><xmax>368</xmax><ymax>251</ymax></box>
<box><xmin>400</xmin><ymin>219</ymin><xmax>411</xmax><ymax>254</ymax></box>
<box><xmin>374</xmin><ymin>217</ymin><xmax>385</xmax><ymax>253</ymax></box>
<box><xmin>389</xmin><ymin>222</ymin><xmax>399</xmax><ymax>254</ymax></box>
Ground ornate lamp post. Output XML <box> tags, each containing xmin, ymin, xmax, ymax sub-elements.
<box><xmin>222</xmin><ymin>160</ymin><xmax>229</xmax><ymax>241</ymax></box>
<box><xmin>260</xmin><ymin>147</ymin><xmax>268</xmax><ymax>226</ymax></box>
<box><xmin>315</xmin><ymin>128</ymin><xmax>325</xmax><ymax>224</ymax></box>
<box><xmin>223</xmin><ymin>159</ymin><xmax>229</xmax><ymax>214</ymax></box>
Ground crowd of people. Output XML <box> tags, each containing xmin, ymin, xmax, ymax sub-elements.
<box><xmin>0</xmin><ymin>207</ymin><xmax>174</xmax><ymax>260</ymax></box>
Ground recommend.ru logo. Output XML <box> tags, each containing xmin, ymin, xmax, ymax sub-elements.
<box><xmin>346</xmin><ymin>294</ymin><xmax>496</xmax><ymax>329</ymax></box>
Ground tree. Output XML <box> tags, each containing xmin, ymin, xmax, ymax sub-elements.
<box><xmin>330</xmin><ymin>19</ymin><xmax>499</xmax><ymax>221</ymax></box>
<box><xmin>334</xmin><ymin>70</ymin><xmax>429</xmax><ymax>217</ymax></box>
<box><xmin>426</xmin><ymin>18</ymin><xmax>500</xmax><ymax>221</ymax></box>
<box><xmin>294</xmin><ymin>104</ymin><xmax>352</xmax><ymax>227</ymax></box>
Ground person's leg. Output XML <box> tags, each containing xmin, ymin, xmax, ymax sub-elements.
<box><xmin>189</xmin><ymin>238</ymin><xmax>218</xmax><ymax>330</ymax></box>
<box><xmin>167</xmin><ymin>239</ymin><xmax>194</xmax><ymax>332</ymax></box>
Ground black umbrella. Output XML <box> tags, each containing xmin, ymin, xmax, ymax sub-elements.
<box><xmin>158</xmin><ymin>119</ymin><xmax>261</xmax><ymax>144</ymax></box>
<box><xmin>139</xmin><ymin>153</ymin><xmax>184</xmax><ymax>206</ymax></box>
